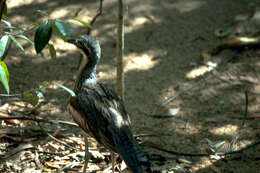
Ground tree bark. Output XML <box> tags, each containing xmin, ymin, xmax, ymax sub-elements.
<box><xmin>116</xmin><ymin>0</ymin><xmax>125</xmax><ymax>101</ymax></box>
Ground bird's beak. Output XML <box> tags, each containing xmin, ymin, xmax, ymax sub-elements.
<box><xmin>67</xmin><ymin>38</ymin><xmax>77</xmax><ymax>44</ymax></box>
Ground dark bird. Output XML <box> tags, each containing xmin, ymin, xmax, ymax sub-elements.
<box><xmin>66</xmin><ymin>35</ymin><xmax>150</xmax><ymax>173</ymax></box>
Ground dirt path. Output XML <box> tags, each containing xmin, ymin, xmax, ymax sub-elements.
<box><xmin>1</xmin><ymin>0</ymin><xmax>260</xmax><ymax>172</ymax></box>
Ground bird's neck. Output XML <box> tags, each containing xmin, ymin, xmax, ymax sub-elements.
<box><xmin>74</xmin><ymin>54</ymin><xmax>98</xmax><ymax>90</ymax></box>
<box><xmin>81</xmin><ymin>66</ymin><xmax>98</xmax><ymax>86</ymax></box>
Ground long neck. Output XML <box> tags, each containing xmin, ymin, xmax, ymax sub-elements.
<box><xmin>74</xmin><ymin>53</ymin><xmax>98</xmax><ymax>91</ymax></box>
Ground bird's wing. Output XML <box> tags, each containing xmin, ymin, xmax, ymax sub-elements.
<box><xmin>76</xmin><ymin>83</ymin><xmax>133</xmax><ymax>151</ymax></box>
<box><xmin>67</xmin><ymin>96</ymin><xmax>90</xmax><ymax>134</ymax></box>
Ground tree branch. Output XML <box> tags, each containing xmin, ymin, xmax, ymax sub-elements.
<box><xmin>87</xmin><ymin>0</ymin><xmax>104</xmax><ymax>35</ymax></box>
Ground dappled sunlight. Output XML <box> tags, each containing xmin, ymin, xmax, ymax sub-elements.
<box><xmin>186</xmin><ymin>61</ymin><xmax>218</xmax><ymax>79</ymax></box>
<box><xmin>129</xmin><ymin>1</ymin><xmax>154</xmax><ymax>14</ymax></box>
<box><xmin>132</xmin><ymin>17</ymin><xmax>148</xmax><ymax>25</ymax></box>
<box><xmin>8</xmin><ymin>0</ymin><xmax>48</xmax><ymax>8</ymax></box>
<box><xmin>98</xmin><ymin>51</ymin><xmax>160</xmax><ymax>80</ymax></box>
<box><xmin>97</xmin><ymin>68</ymin><xmax>116</xmax><ymax>81</ymax></box>
<box><xmin>175</xmin><ymin>124</ymin><xmax>202</xmax><ymax>135</ymax></box>
<box><xmin>49</xmin><ymin>8</ymin><xmax>70</xmax><ymax>19</ymax></box>
<box><xmin>68</xmin><ymin>16</ymin><xmax>93</xmax><ymax>26</ymax></box>
<box><xmin>169</xmin><ymin>0</ymin><xmax>205</xmax><ymax>13</ymax></box>
<box><xmin>94</xmin><ymin>23</ymin><xmax>116</xmax><ymax>37</ymax></box>
<box><xmin>125</xmin><ymin>51</ymin><xmax>159</xmax><ymax>72</ymax></box>
<box><xmin>2</xmin><ymin>0</ymin><xmax>259</xmax><ymax>172</ymax></box>
<box><xmin>126</xmin><ymin>16</ymin><xmax>160</xmax><ymax>33</ymax></box>
<box><xmin>210</xmin><ymin>124</ymin><xmax>238</xmax><ymax>136</ymax></box>
<box><xmin>9</xmin><ymin>15</ymin><xmax>27</xmax><ymax>23</ymax></box>
<box><xmin>52</xmin><ymin>38</ymin><xmax>76</xmax><ymax>52</ymax></box>
<box><xmin>237</xmin><ymin>139</ymin><xmax>254</xmax><ymax>148</ymax></box>
<box><xmin>192</xmin><ymin>157</ymin><xmax>216</xmax><ymax>172</ymax></box>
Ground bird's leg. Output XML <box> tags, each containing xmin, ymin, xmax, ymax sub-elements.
<box><xmin>111</xmin><ymin>151</ymin><xmax>115</xmax><ymax>173</ymax></box>
<box><xmin>83</xmin><ymin>134</ymin><xmax>89</xmax><ymax>173</ymax></box>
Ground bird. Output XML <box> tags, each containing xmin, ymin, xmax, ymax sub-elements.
<box><xmin>66</xmin><ymin>35</ymin><xmax>150</xmax><ymax>173</ymax></box>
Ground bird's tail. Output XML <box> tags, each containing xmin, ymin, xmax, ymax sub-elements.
<box><xmin>114</xmin><ymin>133</ymin><xmax>150</xmax><ymax>173</ymax></box>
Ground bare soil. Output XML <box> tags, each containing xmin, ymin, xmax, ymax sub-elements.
<box><xmin>1</xmin><ymin>0</ymin><xmax>260</xmax><ymax>172</ymax></box>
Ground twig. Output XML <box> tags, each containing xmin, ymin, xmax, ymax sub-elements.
<box><xmin>34</xmin><ymin>151</ymin><xmax>44</xmax><ymax>168</ymax></box>
<box><xmin>0</xmin><ymin>24</ymin><xmax>37</xmax><ymax>36</ymax></box>
<box><xmin>0</xmin><ymin>143</ymin><xmax>34</xmax><ymax>162</ymax></box>
<box><xmin>143</xmin><ymin>140</ymin><xmax>260</xmax><ymax>157</ymax></box>
<box><xmin>134</xmin><ymin>133</ymin><xmax>172</xmax><ymax>138</ymax></box>
<box><xmin>59</xmin><ymin>161</ymin><xmax>81</xmax><ymax>172</ymax></box>
<box><xmin>242</xmin><ymin>88</ymin><xmax>248</xmax><ymax>128</ymax></box>
<box><xmin>46</xmin><ymin>132</ymin><xmax>78</xmax><ymax>150</ymax></box>
<box><xmin>0</xmin><ymin>115</ymin><xmax>78</xmax><ymax>127</ymax></box>
<box><xmin>0</xmin><ymin>93</ymin><xmax>22</xmax><ymax>97</ymax></box>
<box><xmin>228</xmin><ymin>88</ymin><xmax>249</xmax><ymax>151</ymax></box>
<box><xmin>37</xmin><ymin>151</ymin><xmax>65</xmax><ymax>156</ymax></box>
<box><xmin>87</xmin><ymin>0</ymin><xmax>104</xmax><ymax>35</ymax></box>
<box><xmin>36</xmin><ymin>121</ymin><xmax>78</xmax><ymax>151</ymax></box>
<box><xmin>0</xmin><ymin>86</ymin><xmax>44</xmax><ymax>98</ymax></box>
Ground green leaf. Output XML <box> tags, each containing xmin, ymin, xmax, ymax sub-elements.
<box><xmin>56</xmin><ymin>84</ymin><xmax>75</xmax><ymax>97</ymax></box>
<box><xmin>17</xmin><ymin>35</ymin><xmax>34</xmax><ymax>46</ymax></box>
<box><xmin>36</xmin><ymin>91</ymin><xmax>44</xmax><ymax>98</ymax></box>
<box><xmin>1</xmin><ymin>19</ymin><xmax>11</xmax><ymax>28</ymax></box>
<box><xmin>54</xmin><ymin>19</ymin><xmax>73</xmax><ymax>38</ymax></box>
<box><xmin>18</xmin><ymin>29</ymin><xmax>25</xmax><ymax>34</ymax></box>
<box><xmin>1</xmin><ymin>20</ymin><xmax>14</xmax><ymax>34</ymax></box>
<box><xmin>73</xmin><ymin>8</ymin><xmax>82</xmax><ymax>17</ymax></box>
<box><xmin>3</xmin><ymin>26</ymin><xmax>16</xmax><ymax>30</ymax></box>
<box><xmin>0</xmin><ymin>35</ymin><xmax>12</xmax><ymax>60</ymax></box>
<box><xmin>23</xmin><ymin>92</ymin><xmax>39</xmax><ymax>106</ymax></box>
<box><xmin>0</xmin><ymin>40</ymin><xmax>4</xmax><ymax>57</ymax></box>
<box><xmin>1</xmin><ymin>2</ymin><xmax>7</xmax><ymax>19</ymax></box>
<box><xmin>34</xmin><ymin>20</ymin><xmax>52</xmax><ymax>54</ymax></box>
<box><xmin>0</xmin><ymin>39</ymin><xmax>6</xmax><ymax>58</ymax></box>
<box><xmin>51</xmin><ymin>23</ymin><xmax>67</xmax><ymax>41</ymax></box>
<box><xmin>39</xmin><ymin>82</ymin><xmax>47</xmax><ymax>89</ymax></box>
<box><xmin>48</xmin><ymin>43</ymin><xmax>56</xmax><ymax>63</ymax></box>
<box><xmin>0</xmin><ymin>60</ymin><xmax>9</xmax><ymax>94</ymax></box>
<box><xmin>72</xmin><ymin>18</ymin><xmax>93</xmax><ymax>29</ymax></box>
<box><xmin>7</xmin><ymin>33</ymin><xmax>24</xmax><ymax>51</ymax></box>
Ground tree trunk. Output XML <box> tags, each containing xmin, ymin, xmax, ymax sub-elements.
<box><xmin>116</xmin><ymin>0</ymin><xmax>125</xmax><ymax>101</ymax></box>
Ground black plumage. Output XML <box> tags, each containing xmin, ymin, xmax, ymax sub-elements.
<box><xmin>67</xmin><ymin>35</ymin><xmax>150</xmax><ymax>173</ymax></box>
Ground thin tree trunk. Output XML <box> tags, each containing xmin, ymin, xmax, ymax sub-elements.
<box><xmin>116</xmin><ymin>0</ymin><xmax>125</xmax><ymax>101</ymax></box>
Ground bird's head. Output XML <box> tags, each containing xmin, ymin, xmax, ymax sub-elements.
<box><xmin>67</xmin><ymin>35</ymin><xmax>101</xmax><ymax>65</ymax></box>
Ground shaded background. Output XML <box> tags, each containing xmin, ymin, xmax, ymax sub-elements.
<box><xmin>1</xmin><ymin>0</ymin><xmax>260</xmax><ymax>172</ymax></box>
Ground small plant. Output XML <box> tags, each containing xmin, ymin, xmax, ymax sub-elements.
<box><xmin>0</xmin><ymin>1</ymin><xmax>92</xmax><ymax>96</ymax></box>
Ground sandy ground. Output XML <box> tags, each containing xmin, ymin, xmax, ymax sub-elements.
<box><xmin>1</xmin><ymin>0</ymin><xmax>260</xmax><ymax>172</ymax></box>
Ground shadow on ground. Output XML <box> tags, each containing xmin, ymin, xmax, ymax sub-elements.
<box><xmin>1</xmin><ymin>0</ymin><xmax>260</xmax><ymax>172</ymax></box>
